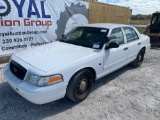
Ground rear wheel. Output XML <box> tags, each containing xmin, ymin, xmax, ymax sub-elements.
<box><xmin>66</xmin><ymin>69</ymin><xmax>93</xmax><ymax>102</ymax></box>
<box><xmin>131</xmin><ymin>49</ymin><xmax>145</xmax><ymax>67</ymax></box>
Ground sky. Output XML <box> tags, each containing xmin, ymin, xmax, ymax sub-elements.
<box><xmin>98</xmin><ymin>0</ymin><xmax>160</xmax><ymax>15</ymax></box>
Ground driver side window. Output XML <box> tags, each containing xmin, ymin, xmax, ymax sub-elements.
<box><xmin>109</xmin><ymin>28</ymin><xmax>124</xmax><ymax>45</ymax></box>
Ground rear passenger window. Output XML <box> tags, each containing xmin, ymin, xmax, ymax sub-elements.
<box><xmin>123</xmin><ymin>27</ymin><xmax>139</xmax><ymax>42</ymax></box>
<box><xmin>109</xmin><ymin>28</ymin><xmax>124</xmax><ymax>45</ymax></box>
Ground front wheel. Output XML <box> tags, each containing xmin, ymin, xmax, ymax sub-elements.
<box><xmin>66</xmin><ymin>69</ymin><xmax>93</xmax><ymax>102</ymax></box>
<box><xmin>131</xmin><ymin>49</ymin><xmax>145</xmax><ymax>67</ymax></box>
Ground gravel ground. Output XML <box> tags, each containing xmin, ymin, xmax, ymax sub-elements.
<box><xmin>0</xmin><ymin>49</ymin><xmax>160</xmax><ymax>120</ymax></box>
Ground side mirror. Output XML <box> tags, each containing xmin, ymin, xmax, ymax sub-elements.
<box><xmin>106</xmin><ymin>42</ymin><xmax>119</xmax><ymax>49</ymax></box>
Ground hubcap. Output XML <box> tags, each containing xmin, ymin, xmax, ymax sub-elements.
<box><xmin>76</xmin><ymin>76</ymin><xmax>89</xmax><ymax>95</ymax></box>
<box><xmin>80</xmin><ymin>80</ymin><xmax>87</xmax><ymax>92</ymax></box>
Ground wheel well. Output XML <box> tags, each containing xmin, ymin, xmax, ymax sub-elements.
<box><xmin>141</xmin><ymin>47</ymin><xmax>146</xmax><ymax>54</ymax></box>
<box><xmin>71</xmin><ymin>67</ymin><xmax>96</xmax><ymax>82</ymax></box>
<box><xmin>86</xmin><ymin>67</ymin><xmax>96</xmax><ymax>81</ymax></box>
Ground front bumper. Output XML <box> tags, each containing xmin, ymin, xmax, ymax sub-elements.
<box><xmin>3</xmin><ymin>65</ymin><xmax>67</xmax><ymax>104</ymax></box>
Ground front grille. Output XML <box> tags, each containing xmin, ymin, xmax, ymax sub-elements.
<box><xmin>10</xmin><ymin>60</ymin><xmax>27</xmax><ymax>80</ymax></box>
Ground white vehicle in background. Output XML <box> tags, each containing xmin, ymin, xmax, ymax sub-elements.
<box><xmin>4</xmin><ymin>23</ymin><xmax>150</xmax><ymax>104</ymax></box>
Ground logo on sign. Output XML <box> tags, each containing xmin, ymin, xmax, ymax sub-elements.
<box><xmin>72</xmin><ymin>22</ymin><xmax>78</xmax><ymax>29</ymax></box>
<box><xmin>0</xmin><ymin>0</ymin><xmax>52</xmax><ymax>27</ymax></box>
<box><xmin>0</xmin><ymin>0</ymin><xmax>11</xmax><ymax>17</ymax></box>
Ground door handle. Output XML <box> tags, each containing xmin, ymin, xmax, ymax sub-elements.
<box><xmin>138</xmin><ymin>43</ymin><xmax>141</xmax><ymax>45</ymax></box>
<box><xmin>124</xmin><ymin>47</ymin><xmax>128</xmax><ymax>51</ymax></box>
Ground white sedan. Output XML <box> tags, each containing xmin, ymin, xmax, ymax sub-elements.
<box><xmin>4</xmin><ymin>23</ymin><xmax>150</xmax><ymax>104</ymax></box>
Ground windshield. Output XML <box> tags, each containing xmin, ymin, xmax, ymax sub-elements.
<box><xmin>60</xmin><ymin>27</ymin><xmax>109</xmax><ymax>49</ymax></box>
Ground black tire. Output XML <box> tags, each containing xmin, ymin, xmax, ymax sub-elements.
<box><xmin>0</xmin><ymin>0</ymin><xmax>11</xmax><ymax>17</ymax></box>
<box><xmin>66</xmin><ymin>69</ymin><xmax>93</xmax><ymax>102</ymax></box>
<box><xmin>131</xmin><ymin>49</ymin><xmax>145</xmax><ymax>67</ymax></box>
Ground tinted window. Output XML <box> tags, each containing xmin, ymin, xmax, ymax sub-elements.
<box><xmin>109</xmin><ymin>28</ymin><xmax>124</xmax><ymax>45</ymax></box>
<box><xmin>61</xmin><ymin>27</ymin><xmax>109</xmax><ymax>49</ymax></box>
<box><xmin>123</xmin><ymin>27</ymin><xmax>139</xmax><ymax>42</ymax></box>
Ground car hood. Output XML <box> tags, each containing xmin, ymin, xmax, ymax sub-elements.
<box><xmin>15</xmin><ymin>41</ymin><xmax>95</xmax><ymax>72</ymax></box>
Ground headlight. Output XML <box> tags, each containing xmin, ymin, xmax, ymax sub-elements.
<box><xmin>30</xmin><ymin>75</ymin><xmax>41</xmax><ymax>85</ymax></box>
<box><xmin>38</xmin><ymin>75</ymin><xmax>63</xmax><ymax>87</ymax></box>
<box><xmin>27</xmin><ymin>74</ymin><xmax>63</xmax><ymax>87</ymax></box>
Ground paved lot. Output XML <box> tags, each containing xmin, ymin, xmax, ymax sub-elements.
<box><xmin>0</xmin><ymin>49</ymin><xmax>160</xmax><ymax>120</ymax></box>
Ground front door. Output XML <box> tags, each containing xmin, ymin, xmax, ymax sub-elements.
<box><xmin>103</xmin><ymin>27</ymin><xmax>128</xmax><ymax>74</ymax></box>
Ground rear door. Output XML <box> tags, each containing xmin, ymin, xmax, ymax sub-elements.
<box><xmin>123</xmin><ymin>27</ymin><xmax>141</xmax><ymax>63</ymax></box>
<box><xmin>103</xmin><ymin>27</ymin><xmax>128</xmax><ymax>74</ymax></box>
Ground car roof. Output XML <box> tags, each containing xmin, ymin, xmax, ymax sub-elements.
<box><xmin>81</xmin><ymin>23</ymin><xmax>131</xmax><ymax>29</ymax></box>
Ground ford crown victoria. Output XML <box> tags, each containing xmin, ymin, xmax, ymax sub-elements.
<box><xmin>4</xmin><ymin>23</ymin><xmax>150</xmax><ymax>104</ymax></box>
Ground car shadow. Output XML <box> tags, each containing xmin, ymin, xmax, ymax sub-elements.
<box><xmin>0</xmin><ymin>65</ymin><xmax>134</xmax><ymax>119</ymax></box>
<box><xmin>92</xmin><ymin>65</ymin><xmax>134</xmax><ymax>92</ymax></box>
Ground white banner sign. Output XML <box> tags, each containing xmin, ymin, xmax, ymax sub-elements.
<box><xmin>0</xmin><ymin>0</ymin><xmax>89</xmax><ymax>56</ymax></box>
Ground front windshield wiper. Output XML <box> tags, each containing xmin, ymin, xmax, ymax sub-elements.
<box><xmin>70</xmin><ymin>42</ymin><xmax>91</xmax><ymax>48</ymax></box>
<box><xmin>59</xmin><ymin>39</ymin><xmax>92</xmax><ymax>48</ymax></box>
